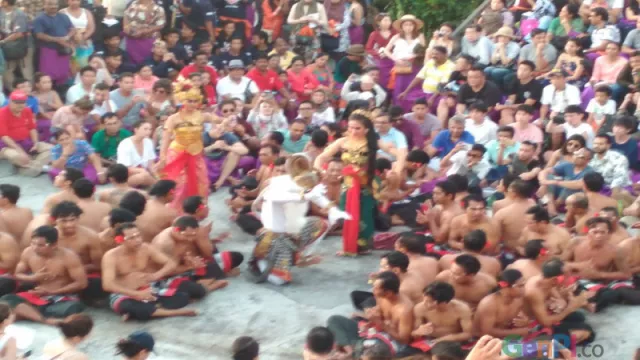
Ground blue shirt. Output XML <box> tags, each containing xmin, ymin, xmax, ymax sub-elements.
<box><xmin>611</xmin><ymin>138</ymin><xmax>639</xmax><ymax>171</ymax></box>
<box><xmin>281</xmin><ymin>130</ymin><xmax>310</xmax><ymax>154</ymax></box>
<box><xmin>51</xmin><ymin>140</ymin><xmax>94</xmax><ymax>169</ymax></box>
<box><xmin>553</xmin><ymin>162</ymin><xmax>594</xmax><ymax>181</ymax></box>
<box><xmin>378</xmin><ymin>127</ymin><xmax>408</xmax><ymax>160</ymax></box>
<box><xmin>2</xmin><ymin>96</ymin><xmax>39</xmax><ymax>115</ymax></box>
<box><xmin>431</xmin><ymin>130</ymin><xmax>475</xmax><ymax>157</ymax></box>
<box><xmin>203</xmin><ymin>131</ymin><xmax>239</xmax><ymax>160</ymax></box>
<box><xmin>33</xmin><ymin>13</ymin><xmax>73</xmax><ymax>48</ymax></box>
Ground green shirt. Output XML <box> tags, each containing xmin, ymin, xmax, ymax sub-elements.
<box><xmin>280</xmin><ymin>130</ymin><xmax>310</xmax><ymax>154</ymax></box>
<box><xmin>334</xmin><ymin>58</ymin><xmax>363</xmax><ymax>83</ymax></box>
<box><xmin>91</xmin><ymin>128</ymin><xmax>132</xmax><ymax>160</ymax></box>
<box><xmin>548</xmin><ymin>17</ymin><xmax>584</xmax><ymax>37</ymax></box>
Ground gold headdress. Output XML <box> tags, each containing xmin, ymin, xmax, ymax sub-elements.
<box><xmin>173</xmin><ymin>79</ymin><xmax>203</xmax><ymax>105</ymax></box>
<box><xmin>350</xmin><ymin>109</ymin><xmax>374</xmax><ymax>122</ymax></box>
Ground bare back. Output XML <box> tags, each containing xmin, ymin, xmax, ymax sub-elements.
<box><xmin>0</xmin><ymin>207</ymin><xmax>33</xmax><ymax>242</ymax></box>
<box><xmin>77</xmin><ymin>200</ymin><xmax>111</xmax><ymax>232</ymax></box>
<box><xmin>138</xmin><ymin>201</ymin><xmax>178</xmax><ymax>242</ymax></box>
<box><xmin>494</xmin><ymin>200</ymin><xmax>536</xmax><ymax>250</ymax></box>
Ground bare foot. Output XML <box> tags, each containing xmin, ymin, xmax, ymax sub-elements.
<box><xmin>177</xmin><ymin>309</ymin><xmax>198</xmax><ymax>317</ymax></box>
<box><xmin>44</xmin><ymin>318</ymin><xmax>63</xmax><ymax>326</ymax></box>
<box><xmin>229</xmin><ymin>214</ymin><xmax>238</xmax><ymax>221</ymax></box>
<box><xmin>584</xmin><ymin>303</ymin><xmax>597</xmax><ymax>313</ymax></box>
<box><xmin>336</xmin><ymin>251</ymin><xmax>357</xmax><ymax>257</ymax></box>
<box><xmin>226</xmin><ymin>268</ymin><xmax>241</xmax><ymax>277</ymax></box>
<box><xmin>121</xmin><ymin>314</ymin><xmax>130</xmax><ymax>322</ymax></box>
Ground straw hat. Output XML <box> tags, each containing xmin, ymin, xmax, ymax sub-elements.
<box><xmin>492</xmin><ymin>26</ymin><xmax>516</xmax><ymax>39</ymax></box>
<box><xmin>392</xmin><ymin>14</ymin><xmax>424</xmax><ymax>32</ymax></box>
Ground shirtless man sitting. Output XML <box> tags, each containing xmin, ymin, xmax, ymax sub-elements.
<box><xmin>394</xmin><ymin>232</ymin><xmax>438</xmax><ymax>286</ymax></box>
<box><xmin>379</xmin><ymin>251</ymin><xmax>432</xmax><ymax>304</ymax></box>
<box><xmin>98</xmin><ymin>164</ymin><xmax>147</xmax><ymax>207</ymax></box>
<box><xmin>448</xmin><ymin>174</ymin><xmax>470</xmax><ymax>203</ymax></box>
<box><xmin>492</xmin><ymin>174</ymin><xmax>536</xmax><ymax>214</ymax></box>
<box><xmin>583</xmin><ymin>172</ymin><xmax>619</xmax><ymax>212</ymax></box>
<box><xmin>0</xmin><ymin>184</ymin><xmax>31</xmax><ymax>242</ymax></box>
<box><xmin>99</xmin><ymin>208</ymin><xmax>137</xmax><ymax>252</ymax></box>
<box><xmin>507</xmin><ymin>240</ymin><xmax>550</xmax><ymax>281</ymax></box>
<box><xmin>41</xmin><ymin>168</ymin><xmax>84</xmax><ymax>214</ymax></box>
<box><xmin>474</xmin><ymin>269</ymin><xmax>531</xmax><ymax>338</ymax></box>
<box><xmin>410</xmin><ymin>281</ymin><xmax>473</xmax><ymax>353</ymax></box>
<box><xmin>20</xmin><ymin>214</ymin><xmax>54</xmax><ymax>249</ymax></box>
<box><xmin>51</xmin><ymin>201</ymin><xmax>104</xmax><ymax>303</ymax></box>
<box><xmin>137</xmin><ymin>180</ymin><xmax>178</xmax><ymax>242</ymax></box>
<box><xmin>494</xmin><ymin>179</ymin><xmax>536</xmax><ymax>261</ymax></box>
<box><xmin>416</xmin><ymin>180</ymin><xmax>463</xmax><ymax>245</ymax></box>
<box><xmin>71</xmin><ymin>179</ymin><xmax>111</xmax><ymax>232</ymax></box>
<box><xmin>435</xmin><ymin>254</ymin><xmax>497</xmax><ymax>309</ymax></box>
<box><xmin>328</xmin><ymin>272</ymin><xmax>414</xmax><ymax>358</ymax></box>
<box><xmin>182</xmin><ymin>196</ymin><xmax>244</xmax><ymax>275</ymax></box>
<box><xmin>565</xmin><ymin>217</ymin><xmax>632</xmax><ymax>312</ymax></box>
<box><xmin>0</xmin><ymin>226</ymin><xmax>87</xmax><ymax>325</ymax></box>
<box><xmin>599</xmin><ymin>207</ymin><xmax>630</xmax><ymax>245</ymax></box>
<box><xmin>524</xmin><ymin>259</ymin><xmax>593</xmax><ymax>345</ymax></box>
<box><xmin>100</xmin><ymin>191</ymin><xmax>147</xmax><ymax>231</ymax></box>
<box><xmin>449</xmin><ymin>194</ymin><xmax>499</xmax><ymax>254</ymax></box>
<box><xmin>0</xmin><ymin>231</ymin><xmax>22</xmax><ymax>297</ymax></box>
<box><xmin>564</xmin><ymin>193</ymin><xmax>597</xmax><ymax>235</ymax></box>
<box><xmin>439</xmin><ymin>230</ymin><xmax>501</xmax><ymax>278</ymax></box>
<box><xmin>518</xmin><ymin>206</ymin><xmax>571</xmax><ymax>259</ymax></box>
<box><xmin>102</xmin><ymin>222</ymin><xmax>197</xmax><ymax>321</ymax></box>
<box><xmin>152</xmin><ymin>216</ymin><xmax>230</xmax><ymax>296</ymax></box>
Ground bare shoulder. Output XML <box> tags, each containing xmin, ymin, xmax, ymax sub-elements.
<box><xmin>478</xmin><ymin>272</ymin><xmax>498</xmax><ymax>288</ymax></box>
<box><xmin>435</xmin><ymin>270</ymin><xmax>450</xmax><ymax>281</ymax></box>
<box><xmin>79</xmin><ymin>225</ymin><xmax>99</xmax><ymax>239</ymax></box>
<box><xmin>61</xmin><ymin>248</ymin><xmax>83</xmax><ymax>263</ymax></box>
<box><xmin>450</xmin><ymin>214</ymin><xmax>464</xmax><ymax>225</ymax></box>
<box><xmin>452</xmin><ymin>299</ymin><xmax>472</xmax><ymax>314</ymax></box>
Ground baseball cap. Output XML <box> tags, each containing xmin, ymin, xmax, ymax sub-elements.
<box><xmin>9</xmin><ymin>90</ymin><xmax>28</xmax><ymax>102</ymax></box>
<box><xmin>228</xmin><ymin>59</ymin><xmax>245</xmax><ymax>69</ymax></box>
<box><xmin>128</xmin><ymin>331</ymin><xmax>155</xmax><ymax>352</ymax></box>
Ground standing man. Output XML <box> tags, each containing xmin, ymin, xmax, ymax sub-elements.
<box><xmin>32</xmin><ymin>0</ymin><xmax>75</xmax><ymax>87</ymax></box>
<box><xmin>0</xmin><ymin>0</ymin><xmax>31</xmax><ymax>90</ymax></box>
<box><xmin>0</xmin><ymin>91</ymin><xmax>52</xmax><ymax>176</ymax></box>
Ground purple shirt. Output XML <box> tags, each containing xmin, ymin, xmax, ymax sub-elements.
<box><xmin>394</xmin><ymin>119</ymin><xmax>424</xmax><ymax>150</ymax></box>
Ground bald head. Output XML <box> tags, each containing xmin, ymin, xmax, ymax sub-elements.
<box><xmin>360</xmin><ymin>75</ymin><xmax>374</xmax><ymax>91</ymax></box>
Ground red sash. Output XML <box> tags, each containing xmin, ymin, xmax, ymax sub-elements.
<box><xmin>341</xmin><ymin>165</ymin><xmax>361</xmax><ymax>255</ymax></box>
<box><xmin>164</xmin><ymin>151</ymin><xmax>200</xmax><ymax>198</ymax></box>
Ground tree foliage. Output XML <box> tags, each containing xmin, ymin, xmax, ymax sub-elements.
<box><xmin>373</xmin><ymin>0</ymin><xmax>483</xmax><ymax>34</ymax></box>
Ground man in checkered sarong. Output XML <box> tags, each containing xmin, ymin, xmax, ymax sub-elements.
<box><xmin>248</xmin><ymin>153</ymin><xmax>351</xmax><ymax>285</ymax></box>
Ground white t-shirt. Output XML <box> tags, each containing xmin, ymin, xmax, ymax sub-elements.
<box><xmin>66</xmin><ymin>84</ymin><xmax>93</xmax><ymax>104</ymax></box>
<box><xmin>464</xmin><ymin>118</ymin><xmax>498</xmax><ymax>145</ymax></box>
<box><xmin>117</xmin><ymin>137</ymin><xmax>157</xmax><ymax>168</ymax></box>
<box><xmin>540</xmin><ymin>84</ymin><xmax>582</xmax><ymax>114</ymax></box>
<box><xmin>446</xmin><ymin>150</ymin><xmax>492</xmax><ymax>179</ymax></box>
<box><xmin>90</xmin><ymin>99</ymin><xmax>118</xmax><ymax>117</ymax></box>
<box><xmin>586</xmin><ymin>98</ymin><xmax>616</xmax><ymax>115</ymax></box>
<box><xmin>216</xmin><ymin>76</ymin><xmax>259</xmax><ymax>103</ymax></box>
<box><xmin>562</xmin><ymin>122</ymin><xmax>595</xmax><ymax>147</ymax></box>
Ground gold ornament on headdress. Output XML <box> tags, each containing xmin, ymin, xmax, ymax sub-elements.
<box><xmin>173</xmin><ymin>79</ymin><xmax>203</xmax><ymax>104</ymax></box>
<box><xmin>350</xmin><ymin>109</ymin><xmax>374</xmax><ymax>122</ymax></box>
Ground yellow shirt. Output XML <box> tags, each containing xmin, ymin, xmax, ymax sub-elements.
<box><xmin>416</xmin><ymin>59</ymin><xmax>455</xmax><ymax>94</ymax></box>
<box><xmin>269</xmin><ymin>50</ymin><xmax>297</xmax><ymax>69</ymax></box>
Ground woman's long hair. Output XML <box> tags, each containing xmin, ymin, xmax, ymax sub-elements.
<box><xmin>348</xmin><ymin>110</ymin><xmax>378</xmax><ymax>187</ymax></box>
<box><xmin>561</xmin><ymin>134</ymin><xmax>586</xmax><ymax>155</ymax></box>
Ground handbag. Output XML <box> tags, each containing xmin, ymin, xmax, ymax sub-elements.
<box><xmin>0</xmin><ymin>11</ymin><xmax>27</xmax><ymax>60</ymax></box>
<box><xmin>320</xmin><ymin>33</ymin><xmax>340</xmax><ymax>52</ymax></box>
<box><xmin>393</xmin><ymin>64</ymin><xmax>413</xmax><ymax>75</ymax></box>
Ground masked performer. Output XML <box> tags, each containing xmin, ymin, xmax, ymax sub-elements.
<box><xmin>248</xmin><ymin>153</ymin><xmax>351</xmax><ymax>285</ymax></box>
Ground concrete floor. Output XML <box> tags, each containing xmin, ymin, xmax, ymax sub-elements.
<box><xmin>0</xmin><ymin>162</ymin><xmax>637</xmax><ymax>359</ymax></box>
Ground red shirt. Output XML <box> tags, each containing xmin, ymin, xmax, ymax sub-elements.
<box><xmin>179</xmin><ymin>64</ymin><xmax>219</xmax><ymax>87</ymax></box>
<box><xmin>0</xmin><ymin>106</ymin><xmax>35</xmax><ymax>141</ymax></box>
<box><xmin>287</xmin><ymin>69</ymin><xmax>320</xmax><ymax>102</ymax></box>
<box><xmin>246</xmin><ymin>68</ymin><xmax>283</xmax><ymax>92</ymax></box>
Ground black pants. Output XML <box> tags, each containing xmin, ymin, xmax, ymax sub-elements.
<box><xmin>117</xmin><ymin>292</ymin><xmax>190</xmax><ymax>321</ymax></box>
<box><xmin>552</xmin><ymin>312</ymin><xmax>595</xmax><ymax>344</ymax></box>
<box><xmin>81</xmin><ymin>277</ymin><xmax>109</xmax><ymax>303</ymax></box>
<box><xmin>0</xmin><ymin>277</ymin><xmax>17</xmax><ymax>298</ymax></box>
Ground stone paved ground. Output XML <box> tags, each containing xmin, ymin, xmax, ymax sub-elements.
<box><xmin>0</xmin><ymin>163</ymin><xmax>637</xmax><ymax>359</ymax></box>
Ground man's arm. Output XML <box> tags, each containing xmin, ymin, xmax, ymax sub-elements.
<box><xmin>385</xmin><ymin>307</ymin><xmax>414</xmax><ymax>344</ymax></box>
<box><xmin>87</xmin><ymin>235</ymin><xmax>103</xmax><ymax>272</ymax></box>
<box><xmin>526</xmin><ymin>287</ymin><xmax>585</xmax><ymax>328</ymax></box>
<box><xmin>146</xmin><ymin>244</ymin><xmax>178</xmax><ymax>281</ymax></box>
<box><xmin>0</xmin><ymin>237</ymin><xmax>19</xmax><ymax>271</ymax></box>
<box><xmin>49</xmin><ymin>252</ymin><xmax>88</xmax><ymax>295</ymax></box>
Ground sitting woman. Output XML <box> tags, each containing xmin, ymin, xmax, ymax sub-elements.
<box><xmin>539</xmin><ymin>39</ymin><xmax>586</xmax><ymax>88</ymax></box>
<box><xmin>33</xmin><ymin>73</ymin><xmax>63</xmax><ymax>141</ymax></box>
<box><xmin>287</xmin><ymin>56</ymin><xmax>321</xmax><ymax>103</ymax></box>
<box><xmin>545</xmin><ymin>133</ymin><xmax>586</xmax><ymax>166</ymax></box>
<box><xmin>50</xmin><ymin>129</ymin><xmax>106</xmax><ymax>184</ymax></box>
<box><xmin>116</xmin><ymin>120</ymin><xmax>158</xmax><ymax>188</ymax></box>
<box><xmin>204</xmin><ymin>122</ymin><xmax>250</xmax><ymax>191</ymax></box>
<box><xmin>310</xmin><ymin>89</ymin><xmax>336</xmax><ymax>127</ymax></box>
<box><xmin>546</xmin><ymin>4</ymin><xmax>584</xmax><ymax>49</ymax></box>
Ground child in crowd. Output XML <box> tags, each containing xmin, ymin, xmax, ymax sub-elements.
<box><xmin>133</xmin><ymin>65</ymin><xmax>159</xmax><ymax>95</ymax></box>
<box><xmin>586</xmin><ymin>85</ymin><xmax>616</xmax><ymax>132</ymax></box>
<box><xmin>33</xmin><ymin>73</ymin><xmax>63</xmax><ymax>120</ymax></box>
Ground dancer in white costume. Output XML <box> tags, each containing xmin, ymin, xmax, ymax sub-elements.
<box><xmin>248</xmin><ymin>153</ymin><xmax>351</xmax><ymax>285</ymax></box>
